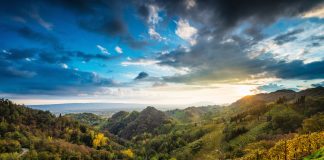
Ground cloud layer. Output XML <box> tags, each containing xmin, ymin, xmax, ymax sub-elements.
<box><xmin>1</xmin><ymin>0</ymin><xmax>324</xmax><ymax>103</ymax></box>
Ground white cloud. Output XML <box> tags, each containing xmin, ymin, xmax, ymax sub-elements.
<box><xmin>185</xmin><ymin>0</ymin><xmax>196</xmax><ymax>9</ymax></box>
<box><xmin>148</xmin><ymin>5</ymin><xmax>161</xmax><ymax>25</ymax></box>
<box><xmin>175</xmin><ymin>19</ymin><xmax>198</xmax><ymax>45</ymax></box>
<box><xmin>121</xmin><ymin>58</ymin><xmax>191</xmax><ymax>78</ymax></box>
<box><xmin>302</xmin><ymin>4</ymin><xmax>324</xmax><ymax>19</ymax></box>
<box><xmin>146</xmin><ymin>5</ymin><xmax>166</xmax><ymax>42</ymax></box>
<box><xmin>96</xmin><ymin>45</ymin><xmax>109</xmax><ymax>54</ymax></box>
<box><xmin>148</xmin><ymin>27</ymin><xmax>166</xmax><ymax>41</ymax></box>
<box><xmin>115</xmin><ymin>46</ymin><xmax>123</xmax><ymax>54</ymax></box>
<box><xmin>121</xmin><ymin>59</ymin><xmax>160</xmax><ymax>66</ymax></box>
<box><xmin>61</xmin><ymin>63</ymin><xmax>68</xmax><ymax>69</ymax></box>
<box><xmin>2</xmin><ymin>50</ymin><xmax>11</xmax><ymax>55</ymax></box>
<box><xmin>93</xmin><ymin>83</ymin><xmax>258</xmax><ymax>105</ymax></box>
<box><xmin>7</xmin><ymin>67</ymin><xmax>36</xmax><ymax>78</ymax></box>
<box><xmin>247</xmin><ymin>22</ymin><xmax>324</xmax><ymax>63</ymax></box>
<box><xmin>30</xmin><ymin>12</ymin><xmax>53</xmax><ymax>30</ymax></box>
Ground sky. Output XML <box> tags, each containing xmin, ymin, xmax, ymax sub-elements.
<box><xmin>1</xmin><ymin>0</ymin><xmax>324</xmax><ymax>105</ymax></box>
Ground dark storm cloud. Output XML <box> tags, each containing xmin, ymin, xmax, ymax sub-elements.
<box><xmin>79</xmin><ymin>18</ymin><xmax>127</xmax><ymax>36</ymax></box>
<box><xmin>152</xmin><ymin>0</ymin><xmax>323</xmax><ymax>30</ymax></box>
<box><xmin>75</xmin><ymin>51</ymin><xmax>120</xmax><ymax>62</ymax></box>
<box><xmin>311</xmin><ymin>35</ymin><xmax>324</xmax><ymax>41</ymax></box>
<box><xmin>48</xmin><ymin>0</ymin><xmax>108</xmax><ymax>14</ymax></box>
<box><xmin>121</xmin><ymin>36</ymin><xmax>148</xmax><ymax>49</ymax></box>
<box><xmin>137</xmin><ymin>5</ymin><xmax>149</xmax><ymax>20</ymax></box>
<box><xmin>312</xmin><ymin>81</ymin><xmax>324</xmax><ymax>87</ymax></box>
<box><xmin>78</xmin><ymin>16</ymin><xmax>148</xmax><ymax>49</ymax></box>
<box><xmin>0</xmin><ymin>0</ymin><xmax>34</xmax><ymax>17</ymax></box>
<box><xmin>310</xmin><ymin>42</ymin><xmax>321</xmax><ymax>47</ymax></box>
<box><xmin>273</xmin><ymin>29</ymin><xmax>304</xmax><ymax>45</ymax></box>
<box><xmin>50</xmin><ymin>0</ymin><xmax>148</xmax><ymax>49</ymax></box>
<box><xmin>2</xmin><ymin>25</ymin><xmax>62</xmax><ymax>49</ymax></box>
<box><xmin>0</xmin><ymin>0</ymin><xmax>147</xmax><ymax>49</ymax></box>
<box><xmin>0</xmin><ymin>48</ymin><xmax>117</xmax><ymax>95</ymax></box>
<box><xmin>38</xmin><ymin>52</ymin><xmax>70</xmax><ymax>64</ymax></box>
<box><xmin>149</xmin><ymin>0</ymin><xmax>324</xmax><ymax>83</ymax></box>
<box><xmin>134</xmin><ymin>72</ymin><xmax>149</xmax><ymax>80</ymax></box>
<box><xmin>3</xmin><ymin>49</ymin><xmax>36</xmax><ymax>60</ymax></box>
<box><xmin>158</xmin><ymin>34</ymin><xmax>324</xmax><ymax>83</ymax></box>
<box><xmin>1</xmin><ymin>0</ymin><xmax>323</xmax><ymax>92</ymax></box>
<box><xmin>269</xmin><ymin>60</ymin><xmax>324</xmax><ymax>80</ymax></box>
<box><xmin>17</xmin><ymin>27</ymin><xmax>62</xmax><ymax>49</ymax></box>
<box><xmin>3</xmin><ymin>48</ymin><xmax>115</xmax><ymax>65</ymax></box>
<box><xmin>0</xmin><ymin>55</ymin><xmax>115</xmax><ymax>95</ymax></box>
<box><xmin>0</xmin><ymin>47</ymin><xmax>119</xmax><ymax>95</ymax></box>
<box><xmin>244</xmin><ymin>27</ymin><xmax>264</xmax><ymax>41</ymax></box>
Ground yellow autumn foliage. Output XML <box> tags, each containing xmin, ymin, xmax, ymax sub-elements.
<box><xmin>121</xmin><ymin>149</ymin><xmax>134</xmax><ymax>158</ymax></box>
<box><xmin>92</xmin><ymin>133</ymin><xmax>108</xmax><ymax>148</ymax></box>
<box><xmin>240</xmin><ymin>131</ymin><xmax>324</xmax><ymax>160</ymax></box>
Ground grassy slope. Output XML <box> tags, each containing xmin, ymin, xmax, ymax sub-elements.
<box><xmin>193</xmin><ymin>123</ymin><xmax>225</xmax><ymax>160</ymax></box>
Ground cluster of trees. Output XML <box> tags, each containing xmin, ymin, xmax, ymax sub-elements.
<box><xmin>103</xmin><ymin>107</ymin><xmax>172</xmax><ymax>140</ymax></box>
<box><xmin>0</xmin><ymin>139</ymin><xmax>21</xmax><ymax>153</ymax></box>
<box><xmin>241</xmin><ymin>131</ymin><xmax>324</xmax><ymax>160</ymax></box>
<box><xmin>0</xmin><ymin>99</ymin><xmax>133</xmax><ymax>159</ymax></box>
<box><xmin>131</xmin><ymin>124</ymin><xmax>209</xmax><ymax>159</ymax></box>
<box><xmin>219</xmin><ymin>91</ymin><xmax>324</xmax><ymax>159</ymax></box>
<box><xmin>65</xmin><ymin>113</ymin><xmax>104</xmax><ymax>126</ymax></box>
<box><xmin>267</xmin><ymin>104</ymin><xmax>304</xmax><ymax>133</ymax></box>
<box><xmin>302</xmin><ymin>113</ymin><xmax>324</xmax><ymax>133</ymax></box>
<box><xmin>223</xmin><ymin>126</ymin><xmax>248</xmax><ymax>141</ymax></box>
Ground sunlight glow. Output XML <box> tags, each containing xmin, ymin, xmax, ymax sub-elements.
<box><xmin>237</xmin><ymin>85</ymin><xmax>254</xmax><ymax>96</ymax></box>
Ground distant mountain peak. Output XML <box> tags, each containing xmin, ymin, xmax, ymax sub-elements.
<box><xmin>272</xmin><ymin>89</ymin><xmax>296</xmax><ymax>93</ymax></box>
<box><xmin>142</xmin><ymin>106</ymin><xmax>159</xmax><ymax>112</ymax></box>
<box><xmin>231</xmin><ymin>87</ymin><xmax>324</xmax><ymax>108</ymax></box>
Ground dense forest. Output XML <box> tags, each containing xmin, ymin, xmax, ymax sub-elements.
<box><xmin>0</xmin><ymin>99</ymin><xmax>133</xmax><ymax>159</ymax></box>
<box><xmin>1</xmin><ymin>87</ymin><xmax>324</xmax><ymax>159</ymax></box>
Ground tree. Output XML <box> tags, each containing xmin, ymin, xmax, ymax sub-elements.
<box><xmin>92</xmin><ymin>133</ymin><xmax>108</xmax><ymax>149</ymax></box>
<box><xmin>302</xmin><ymin>113</ymin><xmax>324</xmax><ymax>133</ymax></box>
<box><xmin>121</xmin><ymin>149</ymin><xmax>134</xmax><ymax>159</ymax></box>
<box><xmin>268</xmin><ymin>105</ymin><xmax>303</xmax><ymax>133</ymax></box>
<box><xmin>276</xmin><ymin>96</ymin><xmax>287</xmax><ymax>104</ymax></box>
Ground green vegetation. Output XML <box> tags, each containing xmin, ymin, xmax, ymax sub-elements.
<box><xmin>0</xmin><ymin>99</ymin><xmax>130</xmax><ymax>159</ymax></box>
<box><xmin>102</xmin><ymin>107</ymin><xmax>172</xmax><ymax>140</ymax></box>
<box><xmin>1</xmin><ymin>87</ymin><xmax>324</xmax><ymax>159</ymax></box>
<box><xmin>65</xmin><ymin>112</ymin><xmax>105</xmax><ymax>126</ymax></box>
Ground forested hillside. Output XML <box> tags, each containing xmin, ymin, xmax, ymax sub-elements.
<box><xmin>65</xmin><ymin>113</ymin><xmax>105</xmax><ymax>126</ymax></box>
<box><xmin>0</xmin><ymin>99</ymin><xmax>133</xmax><ymax>159</ymax></box>
<box><xmin>1</xmin><ymin>87</ymin><xmax>324</xmax><ymax>159</ymax></box>
<box><xmin>102</xmin><ymin>107</ymin><xmax>172</xmax><ymax>140</ymax></box>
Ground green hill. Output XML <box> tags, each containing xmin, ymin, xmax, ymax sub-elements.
<box><xmin>103</xmin><ymin>106</ymin><xmax>172</xmax><ymax>140</ymax></box>
<box><xmin>65</xmin><ymin>112</ymin><xmax>105</xmax><ymax>126</ymax></box>
<box><xmin>1</xmin><ymin>87</ymin><xmax>324</xmax><ymax>159</ymax></box>
<box><xmin>0</xmin><ymin>99</ymin><xmax>131</xmax><ymax>159</ymax></box>
<box><xmin>129</xmin><ymin>87</ymin><xmax>324</xmax><ymax>159</ymax></box>
<box><xmin>165</xmin><ymin>105</ymin><xmax>221</xmax><ymax>123</ymax></box>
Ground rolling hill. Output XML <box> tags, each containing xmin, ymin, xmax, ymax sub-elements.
<box><xmin>1</xmin><ymin>87</ymin><xmax>324</xmax><ymax>159</ymax></box>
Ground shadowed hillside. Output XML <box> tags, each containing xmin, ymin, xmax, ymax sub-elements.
<box><xmin>103</xmin><ymin>106</ymin><xmax>172</xmax><ymax>140</ymax></box>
